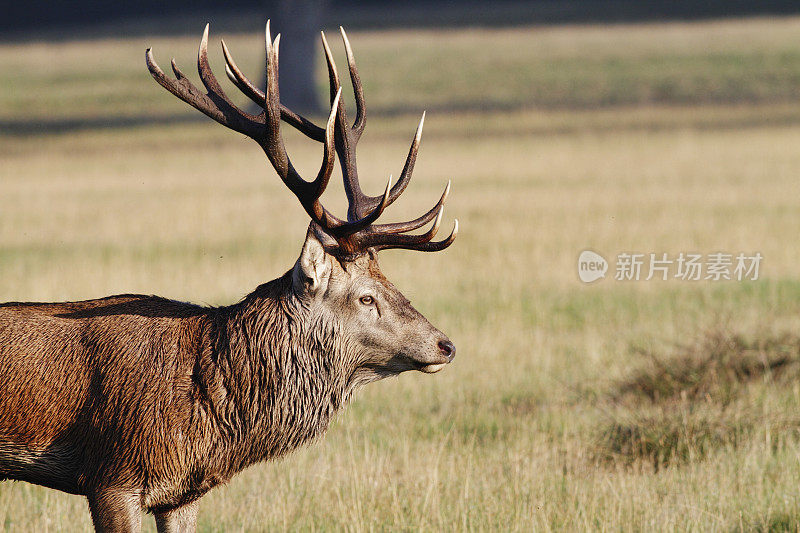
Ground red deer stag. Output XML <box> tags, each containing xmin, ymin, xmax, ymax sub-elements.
<box><xmin>0</xmin><ymin>22</ymin><xmax>457</xmax><ymax>532</ymax></box>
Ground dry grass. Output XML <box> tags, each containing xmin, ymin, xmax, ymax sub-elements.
<box><xmin>3</xmin><ymin>14</ymin><xmax>800</xmax><ymax>531</ymax></box>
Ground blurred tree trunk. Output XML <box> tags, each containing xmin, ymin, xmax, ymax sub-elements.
<box><xmin>270</xmin><ymin>0</ymin><xmax>327</xmax><ymax>115</ymax></box>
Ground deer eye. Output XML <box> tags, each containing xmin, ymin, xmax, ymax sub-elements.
<box><xmin>359</xmin><ymin>295</ymin><xmax>374</xmax><ymax>306</ymax></box>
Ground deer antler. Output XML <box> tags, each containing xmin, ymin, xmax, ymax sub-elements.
<box><xmin>146</xmin><ymin>22</ymin><xmax>457</xmax><ymax>256</ymax></box>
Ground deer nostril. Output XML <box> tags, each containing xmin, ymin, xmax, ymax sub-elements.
<box><xmin>438</xmin><ymin>340</ymin><xmax>456</xmax><ymax>361</ymax></box>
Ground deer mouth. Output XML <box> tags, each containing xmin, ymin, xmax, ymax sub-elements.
<box><xmin>419</xmin><ymin>363</ymin><xmax>447</xmax><ymax>374</ymax></box>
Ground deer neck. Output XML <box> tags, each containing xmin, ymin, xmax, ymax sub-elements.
<box><xmin>213</xmin><ymin>272</ymin><xmax>353</xmax><ymax>466</ymax></box>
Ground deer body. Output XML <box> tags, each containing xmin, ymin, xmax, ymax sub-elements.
<box><xmin>2</xmin><ymin>21</ymin><xmax>457</xmax><ymax>532</ymax></box>
<box><xmin>0</xmin><ymin>268</ymin><xmax>354</xmax><ymax>507</ymax></box>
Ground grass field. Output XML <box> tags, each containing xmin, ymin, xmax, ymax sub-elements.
<box><xmin>4</xmin><ymin>14</ymin><xmax>800</xmax><ymax>531</ymax></box>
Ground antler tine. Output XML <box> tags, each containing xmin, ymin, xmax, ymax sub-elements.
<box><xmin>369</xmin><ymin>205</ymin><xmax>444</xmax><ymax>248</ymax></box>
<box><xmin>370</xmin><ymin>180</ymin><xmax>450</xmax><ymax>235</ymax></box>
<box><xmin>196</xmin><ymin>25</ymin><xmax>236</xmax><ymax>110</ymax></box>
<box><xmin>361</xmin><ymin>180</ymin><xmax>455</xmax><ymax>251</ymax></box>
<box><xmin>146</xmin><ymin>28</ymin><xmax>263</xmax><ymax>139</ymax></box>
<box><xmin>221</xmin><ymin>39</ymin><xmax>264</xmax><ymax>106</ymax></box>
<box><xmin>372</xmin><ymin>219</ymin><xmax>459</xmax><ymax>253</ymax></box>
<box><xmin>343</xmin><ymin>111</ymin><xmax>426</xmax><ymax>220</ymax></box>
<box><xmin>320</xmin><ymin>31</ymin><xmax>342</xmax><ymax>109</ymax></box>
<box><xmin>388</xmin><ymin>111</ymin><xmax>425</xmax><ymax>206</ymax></box>
<box><xmin>221</xmin><ymin>36</ymin><xmax>325</xmax><ymax>142</ymax></box>
<box><xmin>339</xmin><ymin>26</ymin><xmax>366</xmax><ymax>138</ymax></box>
<box><xmin>308</xmin><ymin>89</ymin><xmax>343</xmax><ymax>222</ymax></box>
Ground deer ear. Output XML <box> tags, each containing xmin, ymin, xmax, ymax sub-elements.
<box><xmin>293</xmin><ymin>227</ymin><xmax>331</xmax><ymax>295</ymax></box>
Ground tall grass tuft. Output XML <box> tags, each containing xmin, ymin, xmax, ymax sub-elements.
<box><xmin>594</xmin><ymin>330</ymin><xmax>800</xmax><ymax>469</ymax></box>
<box><xmin>615</xmin><ymin>330</ymin><xmax>800</xmax><ymax>405</ymax></box>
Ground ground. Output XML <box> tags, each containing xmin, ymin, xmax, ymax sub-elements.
<box><xmin>2</xmin><ymin>14</ymin><xmax>800</xmax><ymax>531</ymax></box>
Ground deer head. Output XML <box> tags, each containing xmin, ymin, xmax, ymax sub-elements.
<box><xmin>145</xmin><ymin>22</ymin><xmax>457</xmax><ymax>380</ymax></box>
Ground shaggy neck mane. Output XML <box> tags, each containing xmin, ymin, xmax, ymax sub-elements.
<box><xmin>204</xmin><ymin>271</ymin><xmax>355</xmax><ymax>471</ymax></box>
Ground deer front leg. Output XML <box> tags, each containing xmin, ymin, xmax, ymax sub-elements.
<box><xmin>87</xmin><ymin>489</ymin><xmax>142</xmax><ymax>533</ymax></box>
<box><xmin>154</xmin><ymin>500</ymin><xmax>199</xmax><ymax>533</ymax></box>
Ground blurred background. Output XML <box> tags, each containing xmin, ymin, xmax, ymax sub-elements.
<box><xmin>4</xmin><ymin>1</ymin><xmax>800</xmax><ymax>530</ymax></box>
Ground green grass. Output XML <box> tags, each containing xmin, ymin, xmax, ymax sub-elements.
<box><xmin>4</xmin><ymin>14</ymin><xmax>800</xmax><ymax>531</ymax></box>
<box><xmin>7</xmin><ymin>16</ymin><xmax>800</xmax><ymax>125</ymax></box>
